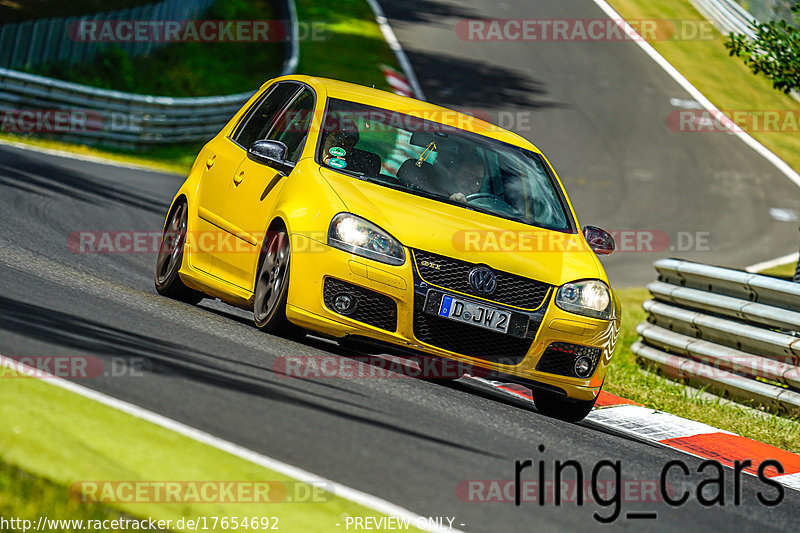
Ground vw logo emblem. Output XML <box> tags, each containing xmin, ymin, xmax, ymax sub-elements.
<box><xmin>468</xmin><ymin>266</ymin><xmax>497</xmax><ymax>294</ymax></box>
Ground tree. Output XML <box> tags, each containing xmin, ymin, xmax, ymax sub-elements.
<box><xmin>725</xmin><ymin>3</ymin><xmax>800</xmax><ymax>94</ymax></box>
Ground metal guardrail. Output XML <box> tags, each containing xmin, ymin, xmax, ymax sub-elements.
<box><xmin>691</xmin><ymin>0</ymin><xmax>758</xmax><ymax>38</ymax></box>
<box><xmin>0</xmin><ymin>0</ymin><xmax>299</xmax><ymax>148</ymax></box>
<box><xmin>0</xmin><ymin>0</ymin><xmax>216</xmax><ymax>70</ymax></box>
<box><xmin>633</xmin><ymin>258</ymin><xmax>800</xmax><ymax>415</ymax></box>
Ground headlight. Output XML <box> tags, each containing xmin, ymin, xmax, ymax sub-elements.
<box><xmin>328</xmin><ymin>213</ymin><xmax>405</xmax><ymax>266</ymax></box>
<box><xmin>555</xmin><ymin>280</ymin><xmax>612</xmax><ymax>320</ymax></box>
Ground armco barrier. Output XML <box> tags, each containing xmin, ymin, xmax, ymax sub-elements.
<box><xmin>0</xmin><ymin>0</ymin><xmax>216</xmax><ymax>70</ymax></box>
<box><xmin>633</xmin><ymin>258</ymin><xmax>800</xmax><ymax>415</ymax></box>
<box><xmin>690</xmin><ymin>0</ymin><xmax>758</xmax><ymax>38</ymax></box>
<box><xmin>0</xmin><ymin>0</ymin><xmax>299</xmax><ymax>149</ymax></box>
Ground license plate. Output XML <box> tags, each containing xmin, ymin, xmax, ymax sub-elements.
<box><xmin>437</xmin><ymin>295</ymin><xmax>510</xmax><ymax>334</ymax></box>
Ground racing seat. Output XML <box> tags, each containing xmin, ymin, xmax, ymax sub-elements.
<box><xmin>397</xmin><ymin>158</ymin><xmax>439</xmax><ymax>192</ymax></box>
<box><xmin>347</xmin><ymin>149</ymin><xmax>381</xmax><ymax>176</ymax></box>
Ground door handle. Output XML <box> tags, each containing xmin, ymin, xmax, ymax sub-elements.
<box><xmin>206</xmin><ymin>155</ymin><xmax>216</xmax><ymax>169</ymax></box>
<box><xmin>233</xmin><ymin>171</ymin><xmax>244</xmax><ymax>186</ymax></box>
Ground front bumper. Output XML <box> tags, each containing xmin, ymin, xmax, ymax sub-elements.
<box><xmin>286</xmin><ymin>234</ymin><xmax>620</xmax><ymax>401</ymax></box>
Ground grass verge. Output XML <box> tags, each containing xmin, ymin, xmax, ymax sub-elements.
<box><xmin>0</xmin><ymin>134</ymin><xmax>198</xmax><ymax>174</ymax></box>
<box><xmin>758</xmin><ymin>260</ymin><xmax>796</xmax><ymax>279</ymax></box>
<box><xmin>294</xmin><ymin>0</ymin><xmax>398</xmax><ymax>91</ymax></box>
<box><xmin>0</xmin><ymin>461</ymin><xmax>138</xmax><ymax>533</ymax></box>
<box><xmin>605</xmin><ymin>0</ymin><xmax>800</xmax><ymax>173</ymax></box>
<box><xmin>0</xmin><ymin>372</ymin><xmax>422</xmax><ymax>532</ymax></box>
<box><xmin>609</xmin><ymin>288</ymin><xmax>800</xmax><ymax>454</ymax></box>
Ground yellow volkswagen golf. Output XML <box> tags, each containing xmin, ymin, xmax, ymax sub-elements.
<box><xmin>155</xmin><ymin>75</ymin><xmax>620</xmax><ymax>422</ymax></box>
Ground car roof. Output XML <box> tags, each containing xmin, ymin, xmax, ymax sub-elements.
<box><xmin>269</xmin><ymin>75</ymin><xmax>542</xmax><ymax>153</ymax></box>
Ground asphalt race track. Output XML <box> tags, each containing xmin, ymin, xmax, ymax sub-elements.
<box><xmin>382</xmin><ymin>0</ymin><xmax>800</xmax><ymax>286</ymax></box>
<box><xmin>1</xmin><ymin>0</ymin><xmax>800</xmax><ymax>531</ymax></box>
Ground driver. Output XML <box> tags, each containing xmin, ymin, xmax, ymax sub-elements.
<box><xmin>441</xmin><ymin>149</ymin><xmax>484</xmax><ymax>203</ymax></box>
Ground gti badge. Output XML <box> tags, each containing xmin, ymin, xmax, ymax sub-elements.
<box><xmin>420</xmin><ymin>260</ymin><xmax>441</xmax><ymax>270</ymax></box>
<box><xmin>468</xmin><ymin>266</ymin><xmax>497</xmax><ymax>295</ymax></box>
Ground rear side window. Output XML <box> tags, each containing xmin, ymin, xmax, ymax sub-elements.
<box><xmin>264</xmin><ymin>89</ymin><xmax>315</xmax><ymax>162</ymax></box>
<box><xmin>231</xmin><ymin>83</ymin><xmax>300</xmax><ymax>148</ymax></box>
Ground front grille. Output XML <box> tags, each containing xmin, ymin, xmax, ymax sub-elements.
<box><xmin>413</xmin><ymin>308</ymin><xmax>534</xmax><ymax>366</ymax></box>
<box><xmin>412</xmin><ymin>249</ymin><xmax>551</xmax><ymax>309</ymax></box>
<box><xmin>323</xmin><ymin>278</ymin><xmax>397</xmax><ymax>332</ymax></box>
<box><xmin>536</xmin><ymin>342</ymin><xmax>602</xmax><ymax>378</ymax></box>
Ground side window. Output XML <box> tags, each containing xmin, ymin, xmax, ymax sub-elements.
<box><xmin>231</xmin><ymin>83</ymin><xmax>300</xmax><ymax>148</ymax></box>
<box><xmin>265</xmin><ymin>89</ymin><xmax>315</xmax><ymax>162</ymax></box>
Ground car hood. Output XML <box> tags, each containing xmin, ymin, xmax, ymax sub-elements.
<box><xmin>319</xmin><ymin>168</ymin><xmax>606</xmax><ymax>287</ymax></box>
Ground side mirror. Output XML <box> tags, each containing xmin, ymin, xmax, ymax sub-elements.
<box><xmin>583</xmin><ymin>225</ymin><xmax>615</xmax><ymax>255</ymax></box>
<box><xmin>247</xmin><ymin>140</ymin><xmax>295</xmax><ymax>175</ymax></box>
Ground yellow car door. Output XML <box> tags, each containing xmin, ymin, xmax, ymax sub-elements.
<box><xmin>193</xmin><ymin>138</ymin><xmax>246</xmax><ymax>275</ymax></box>
<box><xmin>201</xmin><ymin>81</ymin><xmax>303</xmax><ymax>283</ymax></box>
<box><xmin>215</xmin><ymin>87</ymin><xmax>316</xmax><ymax>290</ymax></box>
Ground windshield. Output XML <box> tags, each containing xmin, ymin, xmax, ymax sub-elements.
<box><xmin>315</xmin><ymin>99</ymin><xmax>574</xmax><ymax>232</ymax></box>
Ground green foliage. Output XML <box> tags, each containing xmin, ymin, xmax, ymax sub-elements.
<box><xmin>725</xmin><ymin>3</ymin><xmax>800</xmax><ymax>93</ymax></box>
<box><xmin>294</xmin><ymin>0</ymin><xmax>398</xmax><ymax>91</ymax></box>
<box><xmin>43</xmin><ymin>45</ymin><xmax>137</xmax><ymax>92</ymax></box>
<box><xmin>30</xmin><ymin>0</ymin><xmax>283</xmax><ymax>96</ymax></box>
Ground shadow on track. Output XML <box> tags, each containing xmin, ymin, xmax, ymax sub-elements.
<box><xmin>405</xmin><ymin>50</ymin><xmax>561</xmax><ymax>109</ymax></box>
<box><xmin>0</xmin><ymin>295</ymin><xmax>499</xmax><ymax>458</ymax></box>
<box><xmin>380</xmin><ymin>0</ymin><xmax>560</xmax><ymax>109</ymax></box>
<box><xmin>381</xmin><ymin>0</ymin><xmax>483</xmax><ymax>24</ymax></box>
<box><xmin>0</xmin><ymin>294</ymin><xmax>366</xmax><ymax>405</ymax></box>
<box><xmin>0</xmin><ymin>152</ymin><xmax>169</xmax><ymax>215</ymax></box>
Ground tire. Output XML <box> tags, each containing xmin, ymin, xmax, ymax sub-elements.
<box><xmin>253</xmin><ymin>226</ymin><xmax>304</xmax><ymax>337</ymax></box>
<box><xmin>154</xmin><ymin>201</ymin><xmax>203</xmax><ymax>304</ymax></box>
<box><xmin>533</xmin><ymin>389</ymin><xmax>597</xmax><ymax>423</ymax></box>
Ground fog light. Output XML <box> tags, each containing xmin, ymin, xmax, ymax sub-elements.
<box><xmin>574</xmin><ymin>356</ymin><xmax>593</xmax><ymax>377</ymax></box>
<box><xmin>333</xmin><ymin>293</ymin><xmax>356</xmax><ymax>315</ymax></box>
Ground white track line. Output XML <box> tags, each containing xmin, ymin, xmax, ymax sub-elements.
<box><xmin>0</xmin><ymin>355</ymin><xmax>466</xmax><ymax>533</ymax></box>
<box><xmin>745</xmin><ymin>252</ymin><xmax>799</xmax><ymax>273</ymax></box>
<box><xmin>366</xmin><ymin>0</ymin><xmax>426</xmax><ymax>101</ymax></box>
<box><xmin>773</xmin><ymin>472</ymin><xmax>800</xmax><ymax>490</ymax></box>
<box><xmin>590</xmin><ymin>0</ymin><xmax>800</xmax><ymax>190</ymax></box>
